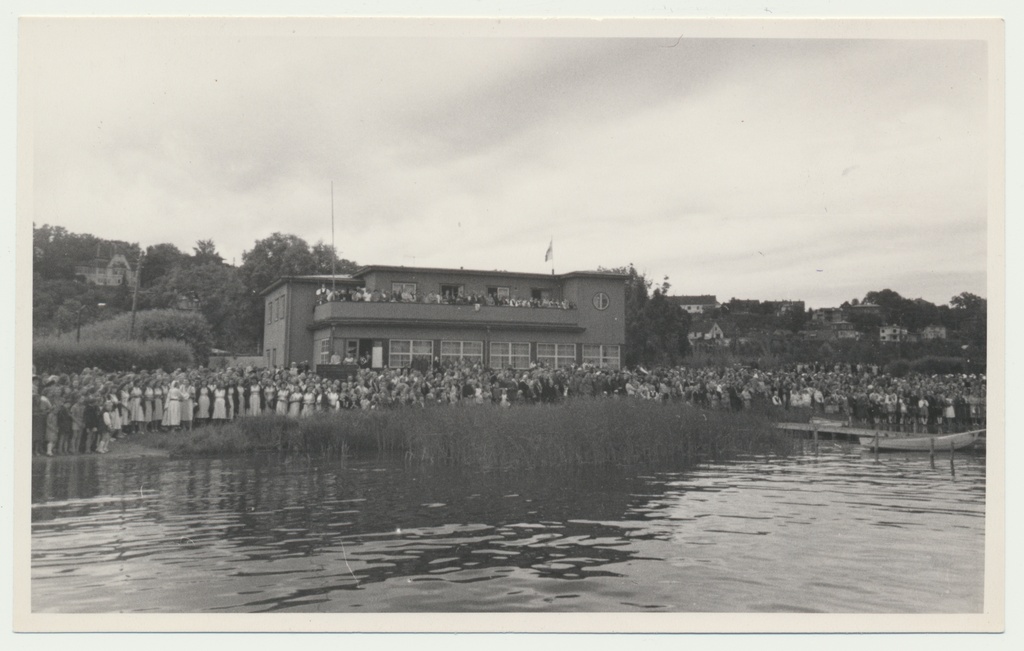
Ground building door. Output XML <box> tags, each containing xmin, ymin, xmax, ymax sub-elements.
<box><xmin>371</xmin><ymin>340</ymin><xmax>384</xmax><ymax>369</ymax></box>
<box><xmin>357</xmin><ymin>339</ymin><xmax>374</xmax><ymax>368</ymax></box>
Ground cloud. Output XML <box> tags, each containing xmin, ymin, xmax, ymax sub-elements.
<box><xmin>24</xmin><ymin>21</ymin><xmax>990</xmax><ymax>308</ymax></box>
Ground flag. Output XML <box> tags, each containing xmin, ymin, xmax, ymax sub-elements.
<box><xmin>544</xmin><ymin>238</ymin><xmax>553</xmax><ymax>262</ymax></box>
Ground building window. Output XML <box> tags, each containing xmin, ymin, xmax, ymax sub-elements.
<box><xmin>537</xmin><ymin>343</ymin><xmax>575</xmax><ymax>369</ymax></box>
<box><xmin>487</xmin><ymin>286</ymin><xmax>511</xmax><ymax>300</ymax></box>
<box><xmin>440</xmin><ymin>284</ymin><xmax>464</xmax><ymax>300</ymax></box>
<box><xmin>392</xmin><ymin>282</ymin><xmax>417</xmax><ymax>297</ymax></box>
<box><xmin>389</xmin><ymin>339</ymin><xmax>433</xmax><ymax>368</ymax></box>
<box><xmin>592</xmin><ymin>292</ymin><xmax>610</xmax><ymax>310</ymax></box>
<box><xmin>441</xmin><ymin>340</ymin><xmax>483</xmax><ymax>364</ymax></box>
<box><xmin>275</xmin><ymin>296</ymin><xmax>282</xmax><ymax>321</ymax></box>
<box><xmin>266</xmin><ymin>301</ymin><xmax>273</xmax><ymax>324</ymax></box>
<box><xmin>318</xmin><ymin>338</ymin><xmax>331</xmax><ymax>365</ymax></box>
<box><xmin>582</xmin><ymin>344</ymin><xmax>621</xmax><ymax>369</ymax></box>
<box><xmin>490</xmin><ymin>342</ymin><xmax>531</xmax><ymax>369</ymax></box>
<box><xmin>531</xmin><ymin>288</ymin><xmax>552</xmax><ymax>301</ymax></box>
<box><xmin>345</xmin><ymin>340</ymin><xmax>359</xmax><ymax>361</ymax></box>
<box><xmin>272</xmin><ymin>348</ymin><xmax>277</xmax><ymax>367</ymax></box>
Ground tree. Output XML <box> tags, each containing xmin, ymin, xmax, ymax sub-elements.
<box><xmin>950</xmin><ymin>292</ymin><xmax>986</xmax><ymax>313</ymax></box>
<box><xmin>140</xmin><ymin>243</ymin><xmax>187</xmax><ymax>287</ymax></box>
<box><xmin>311</xmin><ymin>241</ymin><xmax>360</xmax><ymax>275</ymax></box>
<box><xmin>598</xmin><ymin>265</ymin><xmax>690</xmax><ymax>366</ymax></box>
<box><xmin>643</xmin><ymin>287</ymin><xmax>692</xmax><ymax>366</ymax></box>
<box><xmin>33</xmin><ymin>223</ymin><xmax>141</xmax><ymax>280</ymax></box>
<box><xmin>239</xmin><ymin>233</ymin><xmax>361</xmax><ymax>350</ymax></box>
<box><xmin>151</xmin><ymin>263</ymin><xmax>248</xmax><ymax>350</ymax></box>
<box><xmin>786</xmin><ymin>303</ymin><xmax>809</xmax><ymax>333</ymax></box>
<box><xmin>191</xmin><ymin>239</ymin><xmax>224</xmax><ymax>266</ymax></box>
<box><xmin>239</xmin><ymin>233</ymin><xmax>317</xmax><ymax>297</ymax></box>
<box><xmin>950</xmin><ymin>292</ymin><xmax>987</xmax><ymax>350</ymax></box>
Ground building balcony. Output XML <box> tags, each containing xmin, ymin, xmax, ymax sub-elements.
<box><xmin>311</xmin><ymin>300</ymin><xmax>582</xmax><ymax>332</ymax></box>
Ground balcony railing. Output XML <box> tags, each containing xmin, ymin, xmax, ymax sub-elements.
<box><xmin>312</xmin><ymin>300</ymin><xmax>581</xmax><ymax>330</ymax></box>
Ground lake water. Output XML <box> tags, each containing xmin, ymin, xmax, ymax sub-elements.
<box><xmin>31</xmin><ymin>443</ymin><xmax>986</xmax><ymax>614</ymax></box>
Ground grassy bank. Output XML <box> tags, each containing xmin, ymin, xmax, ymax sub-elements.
<box><xmin>142</xmin><ymin>399</ymin><xmax>792</xmax><ymax>470</ymax></box>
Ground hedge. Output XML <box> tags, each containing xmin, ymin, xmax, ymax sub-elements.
<box><xmin>33</xmin><ymin>337</ymin><xmax>194</xmax><ymax>374</ymax></box>
<box><xmin>77</xmin><ymin>309</ymin><xmax>213</xmax><ymax>362</ymax></box>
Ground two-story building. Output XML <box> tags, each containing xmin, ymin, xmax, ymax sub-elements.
<box><xmin>260</xmin><ymin>265</ymin><xmax>627</xmax><ymax>372</ymax></box>
<box><xmin>669</xmin><ymin>295</ymin><xmax>719</xmax><ymax>314</ymax></box>
<box><xmin>879</xmin><ymin>325</ymin><xmax>908</xmax><ymax>343</ymax></box>
<box><xmin>74</xmin><ymin>253</ymin><xmax>138</xmax><ymax>287</ymax></box>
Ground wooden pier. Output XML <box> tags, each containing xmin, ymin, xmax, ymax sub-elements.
<box><xmin>774</xmin><ymin>421</ymin><xmax>866</xmax><ymax>441</ymax></box>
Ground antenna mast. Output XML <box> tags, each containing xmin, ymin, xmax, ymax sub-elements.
<box><xmin>331</xmin><ymin>181</ymin><xmax>336</xmax><ymax>292</ymax></box>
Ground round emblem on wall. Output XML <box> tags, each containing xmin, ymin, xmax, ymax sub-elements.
<box><xmin>593</xmin><ymin>292</ymin><xmax>610</xmax><ymax>310</ymax></box>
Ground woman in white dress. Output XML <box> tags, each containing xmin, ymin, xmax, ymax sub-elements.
<box><xmin>129</xmin><ymin>382</ymin><xmax>144</xmax><ymax>432</ymax></box>
<box><xmin>196</xmin><ymin>385</ymin><xmax>211</xmax><ymax>424</ymax></box>
<box><xmin>180</xmin><ymin>381</ymin><xmax>194</xmax><ymax>430</ymax></box>
<box><xmin>164</xmin><ymin>381</ymin><xmax>182</xmax><ymax>429</ymax></box>
<box><xmin>211</xmin><ymin>383</ymin><xmax>228</xmax><ymax>422</ymax></box>
<box><xmin>276</xmin><ymin>384</ymin><xmax>290</xmax><ymax>416</ymax></box>
<box><xmin>264</xmin><ymin>383</ymin><xmax>277</xmax><ymax>415</ymax></box>
<box><xmin>143</xmin><ymin>383</ymin><xmax>154</xmax><ymax>432</ymax></box>
<box><xmin>288</xmin><ymin>384</ymin><xmax>303</xmax><ymax>417</ymax></box>
<box><xmin>249</xmin><ymin>381</ymin><xmax>262</xmax><ymax>416</ymax></box>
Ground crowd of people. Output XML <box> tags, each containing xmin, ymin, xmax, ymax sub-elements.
<box><xmin>31</xmin><ymin>359</ymin><xmax>986</xmax><ymax>457</ymax></box>
<box><xmin>316</xmin><ymin>285</ymin><xmax>576</xmax><ymax>310</ymax></box>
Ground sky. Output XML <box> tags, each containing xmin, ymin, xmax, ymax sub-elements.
<box><xmin>21</xmin><ymin>18</ymin><xmax>994</xmax><ymax>308</ymax></box>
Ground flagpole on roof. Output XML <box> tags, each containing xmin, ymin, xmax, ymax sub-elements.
<box><xmin>331</xmin><ymin>181</ymin><xmax>336</xmax><ymax>292</ymax></box>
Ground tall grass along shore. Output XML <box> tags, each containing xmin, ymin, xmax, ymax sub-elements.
<box><xmin>141</xmin><ymin>399</ymin><xmax>790</xmax><ymax>470</ymax></box>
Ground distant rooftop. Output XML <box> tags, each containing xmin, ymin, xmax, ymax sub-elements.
<box><xmin>668</xmin><ymin>294</ymin><xmax>718</xmax><ymax>305</ymax></box>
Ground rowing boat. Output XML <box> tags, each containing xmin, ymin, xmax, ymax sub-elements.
<box><xmin>856</xmin><ymin>429</ymin><xmax>983</xmax><ymax>452</ymax></box>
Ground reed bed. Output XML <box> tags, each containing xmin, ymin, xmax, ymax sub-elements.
<box><xmin>148</xmin><ymin>399</ymin><xmax>792</xmax><ymax>470</ymax></box>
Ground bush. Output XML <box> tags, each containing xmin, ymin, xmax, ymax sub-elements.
<box><xmin>33</xmin><ymin>337</ymin><xmax>194</xmax><ymax>373</ymax></box>
<box><xmin>909</xmin><ymin>356</ymin><xmax>966</xmax><ymax>375</ymax></box>
<box><xmin>887</xmin><ymin>359</ymin><xmax>911</xmax><ymax>377</ymax></box>
<box><xmin>77</xmin><ymin>309</ymin><xmax>213</xmax><ymax>362</ymax></box>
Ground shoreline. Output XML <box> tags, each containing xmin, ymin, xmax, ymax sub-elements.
<box><xmin>31</xmin><ymin>433</ymin><xmax>172</xmax><ymax>461</ymax></box>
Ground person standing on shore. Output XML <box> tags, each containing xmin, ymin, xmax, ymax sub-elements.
<box><xmin>44</xmin><ymin>396</ymin><xmax>60</xmax><ymax>457</ymax></box>
<box><xmin>70</xmin><ymin>393</ymin><xmax>86</xmax><ymax>454</ymax></box>
<box><xmin>83</xmin><ymin>395</ymin><xmax>102</xmax><ymax>453</ymax></box>
<box><xmin>165</xmin><ymin>381</ymin><xmax>182</xmax><ymax>430</ymax></box>
<box><xmin>142</xmin><ymin>382</ymin><xmax>154</xmax><ymax>433</ymax></box>
<box><xmin>152</xmin><ymin>382</ymin><xmax>165</xmax><ymax>431</ymax></box>
<box><xmin>211</xmin><ymin>383</ymin><xmax>228</xmax><ymax>424</ymax></box>
<box><xmin>129</xmin><ymin>381</ymin><xmax>144</xmax><ymax>434</ymax></box>
<box><xmin>180</xmin><ymin>380</ymin><xmax>195</xmax><ymax>431</ymax></box>
<box><xmin>32</xmin><ymin>379</ymin><xmax>51</xmax><ymax>456</ymax></box>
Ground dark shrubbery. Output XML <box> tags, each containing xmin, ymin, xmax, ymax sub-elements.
<box><xmin>887</xmin><ymin>359</ymin><xmax>911</xmax><ymax>377</ymax></box>
<box><xmin>909</xmin><ymin>356</ymin><xmax>968</xmax><ymax>375</ymax></box>
<box><xmin>33</xmin><ymin>337</ymin><xmax>194</xmax><ymax>373</ymax></box>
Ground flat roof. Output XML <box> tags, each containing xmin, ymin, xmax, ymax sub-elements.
<box><xmin>261</xmin><ymin>266</ymin><xmax>628</xmax><ymax>296</ymax></box>
<box><xmin>259</xmin><ymin>274</ymin><xmax>361</xmax><ymax>296</ymax></box>
<box><xmin>351</xmin><ymin>264</ymin><xmax>628</xmax><ymax>282</ymax></box>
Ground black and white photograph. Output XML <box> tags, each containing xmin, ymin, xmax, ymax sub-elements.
<box><xmin>12</xmin><ymin>5</ymin><xmax>1008</xmax><ymax>637</ymax></box>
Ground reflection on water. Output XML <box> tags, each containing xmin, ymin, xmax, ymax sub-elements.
<box><xmin>31</xmin><ymin>444</ymin><xmax>985</xmax><ymax>613</ymax></box>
